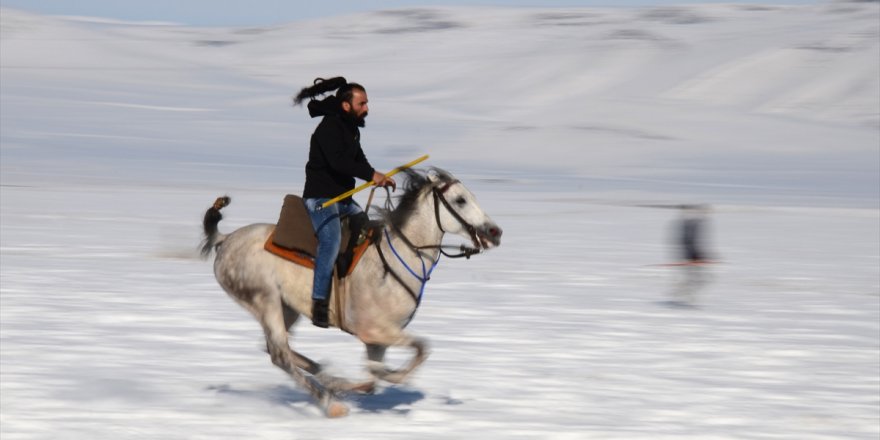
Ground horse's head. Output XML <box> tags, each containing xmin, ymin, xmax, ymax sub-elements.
<box><xmin>426</xmin><ymin>168</ymin><xmax>502</xmax><ymax>251</ymax></box>
<box><xmin>387</xmin><ymin>168</ymin><xmax>502</xmax><ymax>252</ymax></box>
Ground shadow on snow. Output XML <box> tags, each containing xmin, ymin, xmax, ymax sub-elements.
<box><xmin>350</xmin><ymin>387</ymin><xmax>427</xmax><ymax>415</ymax></box>
<box><xmin>207</xmin><ymin>383</ymin><xmax>429</xmax><ymax>415</ymax></box>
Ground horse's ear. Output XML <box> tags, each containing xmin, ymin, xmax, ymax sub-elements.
<box><xmin>426</xmin><ymin>168</ymin><xmax>442</xmax><ymax>184</ymax></box>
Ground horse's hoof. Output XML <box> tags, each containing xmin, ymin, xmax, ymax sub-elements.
<box><xmin>326</xmin><ymin>400</ymin><xmax>349</xmax><ymax>418</ymax></box>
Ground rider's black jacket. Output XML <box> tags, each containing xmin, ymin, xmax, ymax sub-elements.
<box><xmin>302</xmin><ymin>96</ymin><xmax>375</xmax><ymax>201</ymax></box>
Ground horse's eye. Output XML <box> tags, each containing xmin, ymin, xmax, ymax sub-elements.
<box><xmin>455</xmin><ymin>196</ymin><xmax>467</xmax><ymax>206</ymax></box>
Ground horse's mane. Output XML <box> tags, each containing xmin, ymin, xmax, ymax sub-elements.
<box><xmin>378</xmin><ymin>167</ymin><xmax>456</xmax><ymax>229</ymax></box>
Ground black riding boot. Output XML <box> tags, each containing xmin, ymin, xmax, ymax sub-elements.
<box><xmin>312</xmin><ymin>299</ymin><xmax>329</xmax><ymax>328</ymax></box>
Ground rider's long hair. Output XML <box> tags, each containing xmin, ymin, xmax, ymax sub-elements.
<box><xmin>293</xmin><ymin>77</ymin><xmax>366</xmax><ymax>106</ymax></box>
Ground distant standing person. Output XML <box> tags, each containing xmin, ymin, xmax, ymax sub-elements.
<box><xmin>672</xmin><ymin>204</ymin><xmax>713</xmax><ymax>303</ymax></box>
<box><xmin>680</xmin><ymin>204</ymin><xmax>709</xmax><ymax>264</ymax></box>
<box><xmin>293</xmin><ymin>77</ymin><xmax>396</xmax><ymax>328</ymax></box>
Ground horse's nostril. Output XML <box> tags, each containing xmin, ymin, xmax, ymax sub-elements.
<box><xmin>489</xmin><ymin>227</ymin><xmax>502</xmax><ymax>237</ymax></box>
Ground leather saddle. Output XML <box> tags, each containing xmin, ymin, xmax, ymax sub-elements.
<box><xmin>264</xmin><ymin>194</ymin><xmax>373</xmax><ymax>277</ymax></box>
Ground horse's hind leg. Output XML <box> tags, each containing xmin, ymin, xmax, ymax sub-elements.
<box><xmin>258</xmin><ymin>298</ymin><xmax>348</xmax><ymax>417</ymax></box>
<box><xmin>279</xmin><ymin>302</ymin><xmax>372</xmax><ymax>394</ymax></box>
<box><xmin>278</xmin><ymin>302</ymin><xmax>322</xmax><ymax>374</ymax></box>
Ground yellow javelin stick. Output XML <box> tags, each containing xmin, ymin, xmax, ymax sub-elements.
<box><xmin>321</xmin><ymin>154</ymin><xmax>429</xmax><ymax>209</ymax></box>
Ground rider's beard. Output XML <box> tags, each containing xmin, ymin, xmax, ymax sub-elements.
<box><xmin>348</xmin><ymin>107</ymin><xmax>367</xmax><ymax>126</ymax></box>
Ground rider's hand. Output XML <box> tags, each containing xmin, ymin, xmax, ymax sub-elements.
<box><xmin>372</xmin><ymin>171</ymin><xmax>396</xmax><ymax>191</ymax></box>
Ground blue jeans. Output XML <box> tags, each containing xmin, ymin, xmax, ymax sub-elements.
<box><xmin>304</xmin><ymin>198</ymin><xmax>363</xmax><ymax>302</ymax></box>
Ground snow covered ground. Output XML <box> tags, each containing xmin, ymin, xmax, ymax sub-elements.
<box><xmin>1</xmin><ymin>3</ymin><xmax>878</xmax><ymax>439</ymax></box>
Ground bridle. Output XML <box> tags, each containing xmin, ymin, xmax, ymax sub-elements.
<box><xmin>385</xmin><ymin>179</ymin><xmax>483</xmax><ymax>260</ymax></box>
<box><xmin>431</xmin><ymin>180</ymin><xmax>484</xmax><ymax>258</ymax></box>
<box><xmin>372</xmin><ymin>179</ymin><xmax>486</xmax><ymax>311</ymax></box>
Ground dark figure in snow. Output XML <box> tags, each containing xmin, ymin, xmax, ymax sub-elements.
<box><xmin>680</xmin><ymin>204</ymin><xmax>709</xmax><ymax>264</ymax></box>
<box><xmin>293</xmin><ymin>77</ymin><xmax>396</xmax><ymax>328</ymax></box>
<box><xmin>671</xmin><ymin>204</ymin><xmax>713</xmax><ymax>304</ymax></box>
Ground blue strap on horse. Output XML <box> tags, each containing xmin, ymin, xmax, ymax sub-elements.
<box><xmin>383</xmin><ymin>228</ymin><xmax>440</xmax><ymax>307</ymax></box>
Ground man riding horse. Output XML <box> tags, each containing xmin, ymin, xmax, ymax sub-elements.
<box><xmin>293</xmin><ymin>77</ymin><xmax>396</xmax><ymax>328</ymax></box>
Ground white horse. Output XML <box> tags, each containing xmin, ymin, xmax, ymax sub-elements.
<box><xmin>200</xmin><ymin>168</ymin><xmax>502</xmax><ymax>417</ymax></box>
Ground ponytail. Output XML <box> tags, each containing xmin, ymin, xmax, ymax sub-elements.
<box><xmin>293</xmin><ymin>77</ymin><xmax>348</xmax><ymax>106</ymax></box>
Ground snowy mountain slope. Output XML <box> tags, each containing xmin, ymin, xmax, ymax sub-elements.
<box><xmin>1</xmin><ymin>3</ymin><xmax>878</xmax><ymax>205</ymax></box>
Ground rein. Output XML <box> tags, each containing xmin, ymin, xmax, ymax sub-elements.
<box><xmin>374</xmin><ymin>183</ymin><xmax>483</xmax><ymax>259</ymax></box>
<box><xmin>371</xmin><ymin>180</ymin><xmax>484</xmax><ymax>321</ymax></box>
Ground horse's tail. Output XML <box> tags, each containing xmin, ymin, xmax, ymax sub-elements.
<box><xmin>200</xmin><ymin>196</ymin><xmax>231</xmax><ymax>258</ymax></box>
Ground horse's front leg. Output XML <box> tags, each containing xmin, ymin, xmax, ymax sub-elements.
<box><xmin>364</xmin><ymin>335</ymin><xmax>430</xmax><ymax>384</ymax></box>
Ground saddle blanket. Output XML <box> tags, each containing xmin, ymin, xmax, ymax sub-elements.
<box><xmin>264</xmin><ymin>194</ymin><xmax>373</xmax><ymax>276</ymax></box>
